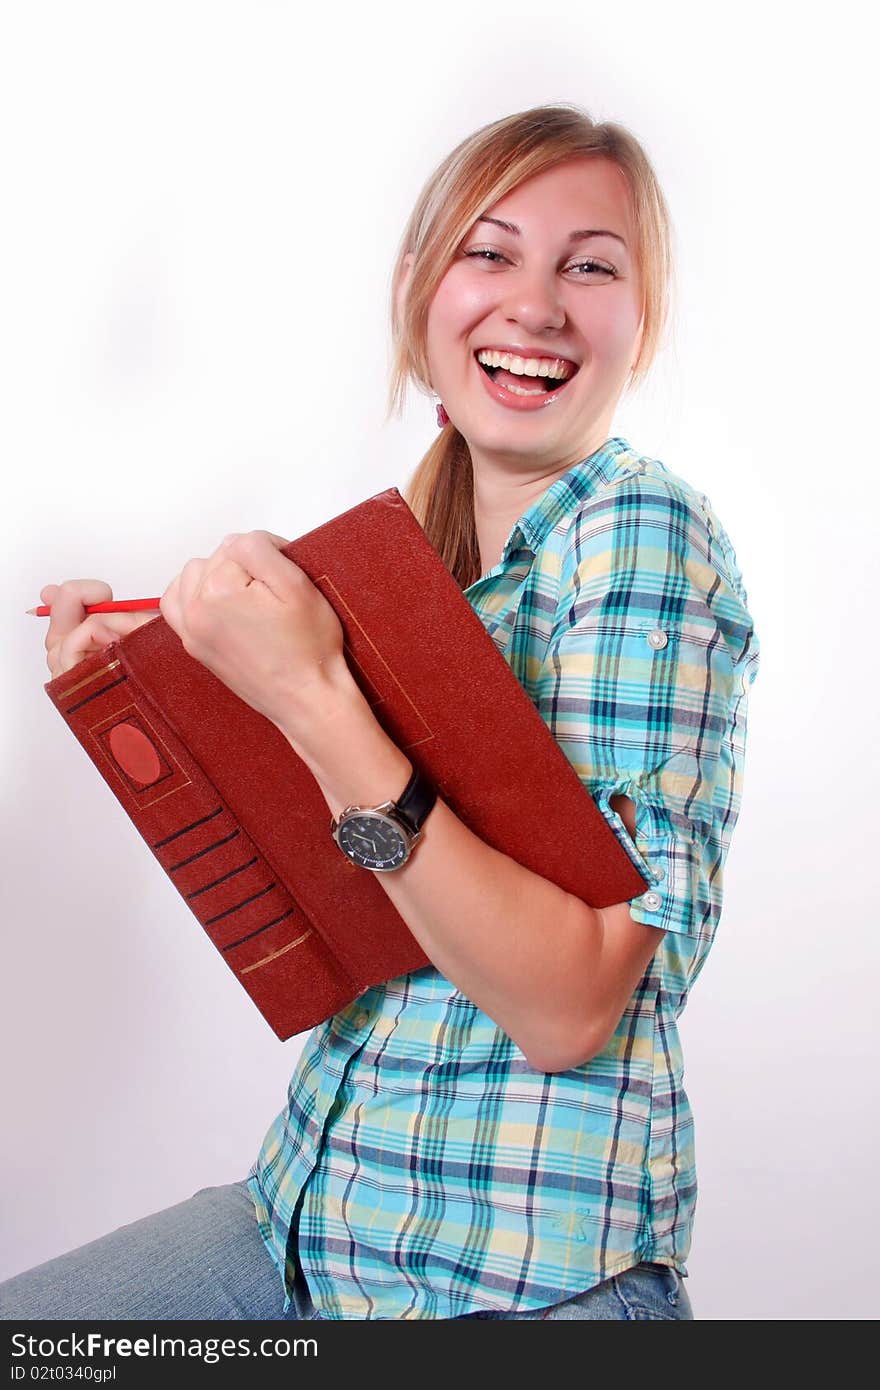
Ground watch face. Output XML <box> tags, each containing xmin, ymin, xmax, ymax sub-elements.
<box><xmin>335</xmin><ymin>812</ymin><xmax>410</xmax><ymax>871</ymax></box>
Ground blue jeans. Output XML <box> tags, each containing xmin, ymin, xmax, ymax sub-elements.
<box><xmin>0</xmin><ymin>1181</ymin><xmax>693</xmax><ymax>1321</ymax></box>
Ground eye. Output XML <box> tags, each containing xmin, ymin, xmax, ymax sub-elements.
<box><xmin>463</xmin><ymin>248</ymin><xmax>508</xmax><ymax>264</ymax></box>
<box><xmin>569</xmin><ymin>259</ymin><xmax>618</xmax><ymax>280</ymax></box>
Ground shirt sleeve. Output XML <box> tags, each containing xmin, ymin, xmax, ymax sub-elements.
<box><xmin>534</xmin><ymin>476</ymin><xmax>760</xmax><ymax>938</ymax></box>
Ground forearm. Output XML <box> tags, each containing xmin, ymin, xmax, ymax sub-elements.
<box><xmin>277</xmin><ymin>664</ymin><xmax>604</xmax><ymax>1073</ymax></box>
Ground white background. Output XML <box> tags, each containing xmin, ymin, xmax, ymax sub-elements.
<box><xmin>1</xmin><ymin>1</ymin><xmax>876</xmax><ymax>1320</ymax></box>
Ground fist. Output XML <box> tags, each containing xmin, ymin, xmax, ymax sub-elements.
<box><xmin>41</xmin><ymin>580</ymin><xmax>157</xmax><ymax>679</ymax></box>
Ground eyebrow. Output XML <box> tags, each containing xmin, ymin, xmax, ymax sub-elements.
<box><xmin>475</xmin><ymin>215</ymin><xmax>628</xmax><ymax>248</ymax></box>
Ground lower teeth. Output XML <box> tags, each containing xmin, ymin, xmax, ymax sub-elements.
<box><xmin>504</xmin><ymin>381</ymin><xmax>547</xmax><ymax>396</ymax></box>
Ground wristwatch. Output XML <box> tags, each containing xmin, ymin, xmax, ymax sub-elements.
<box><xmin>330</xmin><ymin>765</ymin><xmax>438</xmax><ymax>872</ymax></box>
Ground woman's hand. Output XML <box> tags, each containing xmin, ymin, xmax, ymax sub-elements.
<box><xmin>42</xmin><ymin>580</ymin><xmax>158</xmax><ymax>679</ymax></box>
<box><xmin>158</xmin><ymin>530</ymin><xmax>350</xmax><ymax>733</ymax></box>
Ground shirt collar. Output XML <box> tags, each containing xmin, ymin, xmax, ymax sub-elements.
<box><xmin>502</xmin><ymin>436</ymin><xmax>634</xmax><ymax>561</ymax></box>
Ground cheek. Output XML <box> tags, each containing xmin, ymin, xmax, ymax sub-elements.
<box><xmin>427</xmin><ymin>269</ymin><xmax>496</xmax><ymax>343</ymax></box>
<box><xmin>584</xmin><ymin>290</ymin><xmax>643</xmax><ymax>361</ymax></box>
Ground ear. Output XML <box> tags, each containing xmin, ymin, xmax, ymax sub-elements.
<box><xmin>395</xmin><ymin>251</ymin><xmax>415</xmax><ymax>326</ymax></box>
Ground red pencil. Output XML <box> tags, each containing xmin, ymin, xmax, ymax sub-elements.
<box><xmin>26</xmin><ymin>597</ymin><xmax>162</xmax><ymax>618</ymax></box>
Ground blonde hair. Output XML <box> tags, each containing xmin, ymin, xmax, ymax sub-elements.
<box><xmin>385</xmin><ymin>102</ymin><xmax>676</xmax><ymax>590</ymax></box>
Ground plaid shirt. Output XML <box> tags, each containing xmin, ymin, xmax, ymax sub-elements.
<box><xmin>247</xmin><ymin>436</ymin><xmax>761</xmax><ymax>1319</ymax></box>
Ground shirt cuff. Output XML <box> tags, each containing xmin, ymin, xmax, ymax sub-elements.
<box><xmin>594</xmin><ymin>785</ymin><xmax>701</xmax><ymax>937</ymax></box>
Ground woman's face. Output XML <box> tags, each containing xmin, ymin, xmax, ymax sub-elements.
<box><xmin>423</xmin><ymin>155</ymin><xmax>644</xmax><ymax>476</ymax></box>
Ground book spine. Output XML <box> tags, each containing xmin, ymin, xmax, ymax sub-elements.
<box><xmin>45</xmin><ymin>647</ymin><xmax>357</xmax><ymax>1039</ymax></box>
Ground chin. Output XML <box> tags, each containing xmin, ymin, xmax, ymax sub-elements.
<box><xmin>466</xmin><ymin>410</ymin><xmax>568</xmax><ymax>440</ymax></box>
<box><xmin>466</xmin><ymin>432</ymin><xmax>570</xmax><ymax>469</ymax></box>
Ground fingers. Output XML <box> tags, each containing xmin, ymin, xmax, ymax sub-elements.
<box><xmin>169</xmin><ymin>534</ymin><xmax>291</xmax><ymax>617</ymax></box>
<box><xmin>42</xmin><ymin>579</ymin><xmax>114</xmax><ymax>655</ymax></box>
<box><xmin>46</xmin><ymin>610</ymin><xmax>155</xmax><ymax>679</ymax></box>
<box><xmin>172</xmin><ymin>540</ymin><xmax>271</xmax><ymax>615</ymax></box>
<box><xmin>160</xmin><ymin>557</ymin><xmax>212</xmax><ymax>637</ymax></box>
<box><xmin>174</xmin><ymin>556</ymin><xmax>208</xmax><ymax>611</ymax></box>
<box><xmin>198</xmin><ymin>557</ymin><xmax>254</xmax><ymax>602</ymax></box>
<box><xmin>170</xmin><ymin>553</ymin><xmax>240</xmax><ymax>611</ymax></box>
<box><xmin>161</xmin><ymin>553</ymin><xmax>255</xmax><ymax>645</ymax></box>
<box><xmin>219</xmin><ymin>532</ymin><xmax>302</xmax><ymax>603</ymax></box>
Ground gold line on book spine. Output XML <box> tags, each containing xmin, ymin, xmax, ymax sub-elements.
<box><xmin>240</xmin><ymin>928</ymin><xmax>314</xmax><ymax>975</ymax></box>
<box><xmin>62</xmin><ymin>659</ymin><xmax>122</xmax><ymax>701</ymax></box>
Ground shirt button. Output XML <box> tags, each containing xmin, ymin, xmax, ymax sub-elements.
<box><xmin>641</xmin><ymin>891</ymin><xmax>663</xmax><ymax>911</ymax></box>
<box><xmin>352</xmin><ymin>1009</ymin><xmax>371</xmax><ymax>1030</ymax></box>
<box><xmin>647</xmin><ymin>628</ymin><xmax>668</xmax><ymax>650</ymax></box>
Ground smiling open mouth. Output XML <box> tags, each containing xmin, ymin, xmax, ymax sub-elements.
<box><xmin>475</xmin><ymin>354</ymin><xmax>578</xmax><ymax>401</ymax></box>
<box><xmin>481</xmin><ymin>364</ymin><xmax>555</xmax><ymax>394</ymax></box>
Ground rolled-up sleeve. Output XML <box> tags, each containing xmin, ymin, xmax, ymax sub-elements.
<box><xmin>535</xmin><ymin>477</ymin><xmax>760</xmax><ymax>939</ymax></box>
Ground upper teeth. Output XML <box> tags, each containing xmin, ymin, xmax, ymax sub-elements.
<box><xmin>476</xmin><ymin>350</ymin><xmax>574</xmax><ymax>380</ymax></box>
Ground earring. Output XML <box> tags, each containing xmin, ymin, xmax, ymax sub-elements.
<box><xmin>435</xmin><ymin>402</ymin><xmax>450</xmax><ymax>428</ymax></box>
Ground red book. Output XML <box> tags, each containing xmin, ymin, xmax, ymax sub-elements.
<box><xmin>43</xmin><ymin>488</ymin><xmax>649</xmax><ymax>1039</ymax></box>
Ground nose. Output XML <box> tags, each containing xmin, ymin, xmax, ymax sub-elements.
<box><xmin>499</xmin><ymin>263</ymin><xmax>567</xmax><ymax>336</ymax></box>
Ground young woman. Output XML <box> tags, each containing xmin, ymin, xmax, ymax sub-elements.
<box><xmin>1</xmin><ymin>103</ymin><xmax>760</xmax><ymax>1322</ymax></box>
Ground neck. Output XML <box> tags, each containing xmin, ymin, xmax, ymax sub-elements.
<box><xmin>471</xmin><ymin>428</ymin><xmax>611</xmax><ymax>577</ymax></box>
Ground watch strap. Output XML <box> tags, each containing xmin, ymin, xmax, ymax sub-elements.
<box><xmin>392</xmin><ymin>764</ymin><xmax>437</xmax><ymax>837</ymax></box>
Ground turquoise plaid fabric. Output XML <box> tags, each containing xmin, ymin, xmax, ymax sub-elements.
<box><xmin>247</xmin><ymin>436</ymin><xmax>761</xmax><ymax>1319</ymax></box>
